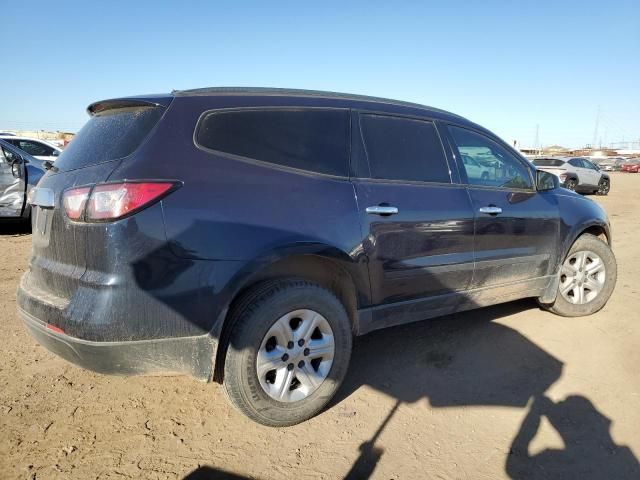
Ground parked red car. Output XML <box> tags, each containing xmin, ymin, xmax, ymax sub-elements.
<box><xmin>621</xmin><ymin>160</ymin><xmax>640</xmax><ymax>173</ymax></box>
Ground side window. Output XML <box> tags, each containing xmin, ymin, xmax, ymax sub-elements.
<box><xmin>569</xmin><ymin>158</ymin><xmax>583</xmax><ymax>168</ymax></box>
<box><xmin>17</xmin><ymin>140</ymin><xmax>52</xmax><ymax>156</ymax></box>
<box><xmin>0</xmin><ymin>145</ymin><xmax>21</xmax><ymax>164</ymax></box>
<box><xmin>195</xmin><ymin>109</ymin><xmax>349</xmax><ymax>176</ymax></box>
<box><xmin>449</xmin><ymin>126</ymin><xmax>532</xmax><ymax>189</ymax></box>
<box><xmin>358</xmin><ymin>114</ymin><xmax>450</xmax><ymax>183</ymax></box>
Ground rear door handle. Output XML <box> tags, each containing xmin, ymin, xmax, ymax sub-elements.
<box><xmin>478</xmin><ymin>206</ymin><xmax>502</xmax><ymax>215</ymax></box>
<box><xmin>366</xmin><ymin>205</ymin><xmax>399</xmax><ymax>216</ymax></box>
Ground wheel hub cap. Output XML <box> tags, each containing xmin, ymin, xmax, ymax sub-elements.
<box><xmin>559</xmin><ymin>250</ymin><xmax>606</xmax><ymax>304</ymax></box>
<box><xmin>256</xmin><ymin>309</ymin><xmax>334</xmax><ymax>402</ymax></box>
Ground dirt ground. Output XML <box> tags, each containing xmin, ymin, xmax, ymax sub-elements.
<box><xmin>1</xmin><ymin>174</ymin><xmax>639</xmax><ymax>480</ymax></box>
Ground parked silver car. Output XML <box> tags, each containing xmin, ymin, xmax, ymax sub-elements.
<box><xmin>0</xmin><ymin>139</ymin><xmax>46</xmax><ymax>221</ymax></box>
<box><xmin>0</xmin><ymin>136</ymin><xmax>62</xmax><ymax>162</ymax></box>
<box><xmin>532</xmin><ymin>157</ymin><xmax>610</xmax><ymax>195</ymax></box>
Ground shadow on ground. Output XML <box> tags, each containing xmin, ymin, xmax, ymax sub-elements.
<box><xmin>0</xmin><ymin>220</ymin><xmax>31</xmax><ymax>235</ymax></box>
<box><xmin>185</xmin><ymin>300</ymin><xmax>639</xmax><ymax>479</ymax></box>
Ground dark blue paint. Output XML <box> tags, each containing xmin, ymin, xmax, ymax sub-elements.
<box><xmin>17</xmin><ymin>88</ymin><xmax>612</xmax><ymax>380</ymax></box>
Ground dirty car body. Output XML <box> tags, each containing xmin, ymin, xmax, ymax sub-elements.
<box><xmin>17</xmin><ymin>88</ymin><xmax>612</xmax><ymax>385</ymax></box>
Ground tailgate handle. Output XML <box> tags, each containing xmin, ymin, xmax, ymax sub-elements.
<box><xmin>28</xmin><ymin>187</ymin><xmax>55</xmax><ymax>208</ymax></box>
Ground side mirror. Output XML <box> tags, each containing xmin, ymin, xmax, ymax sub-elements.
<box><xmin>536</xmin><ymin>170</ymin><xmax>558</xmax><ymax>191</ymax></box>
<box><xmin>52</xmin><ymin>150</ymin><xmax>60</xmax><ymax>157</ymax></box>
<box><xmin>11</xmin><ymin>160</ymin><xmax>23</xmax><ymax>179</ymax></box>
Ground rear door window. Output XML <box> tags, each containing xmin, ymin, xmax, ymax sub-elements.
<box><xmin>195</xmin><ymin>109</ymin><xmax>349</xmax><ymax>176</ymax></box>
<box><xmin>15</xmin><ymin>140</ymin><xmax>55</xmax><ymax>156</ymax></box>
<box><xmin>358</xmin><ymin>114</ymin><xmax>450</xmax><ymax>183</ymax></box>
<box><xmin>54</xmin><ymin>104</ymin><xmax>165</xmax><ymax>172</ymax></box>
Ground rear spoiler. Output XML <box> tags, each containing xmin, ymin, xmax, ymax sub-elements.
<box><xmin>87</xmin><ymin>95</ymin><xmax>173</xmax><ymax>116</ymax></box>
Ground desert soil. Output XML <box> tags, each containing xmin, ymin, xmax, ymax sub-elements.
<box><xmin>1</xmin><ymin>174</ymin><xmax>639</xmax><ymax>479</ymax></box>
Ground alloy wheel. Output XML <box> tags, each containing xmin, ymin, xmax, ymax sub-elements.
<box><xmin>559</xmin><ymin>250</ymin><xmax>606</xmax><ymax>304</ymax></box>
<box><xmin>256</xmin><ymin>309</ymin><xmax>335</xmax><ymax>402</ymax></box>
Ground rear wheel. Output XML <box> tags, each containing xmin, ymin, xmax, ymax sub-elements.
<box><xmin>596</xmin><ymin>178</ymin><xmax>610</xmax><ymax>196</ymax></box>
<box><xmin>565</xmin><ymin>178</ymin><xmax>577</xmax><ymax>191</ymax></box>
<box><xmin>223</xmin><ymin>279</ymin><xmax>352</xmax><ymax>427</ymax></box>
<box><xmin>540</xmin><ymin>234</ymin><xmax>616</xmax><ymax>317</ymax></box>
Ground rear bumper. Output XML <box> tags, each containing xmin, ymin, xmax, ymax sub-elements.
<box><xmin>19</xmin><ymin>307</ymin><xmax>215</xmax><ymax>381</ymax></box>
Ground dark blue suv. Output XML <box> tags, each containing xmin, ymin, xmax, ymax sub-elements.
<box><xmin>18</xmin><ymin>88</ymin><xmax>616</xmax><ymax>426</ymax></box>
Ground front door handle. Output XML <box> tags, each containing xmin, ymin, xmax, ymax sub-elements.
<box><xmin>478</xmin><ymin>206</ymin><xmax>502</xmax><ymax>215</ymax></box>
<box><xmin>366</xmin><ymin>205</ymin><xmax>399</xmax><ymax>216</ymax></box>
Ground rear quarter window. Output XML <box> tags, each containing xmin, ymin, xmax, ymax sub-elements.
<box><xmin>195</xmin><ymin>109</ymin><xmax>350</xmax><ymax>177</ymax></box>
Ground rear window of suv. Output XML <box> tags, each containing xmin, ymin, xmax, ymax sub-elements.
<box><xmin>533</xmin><ymin>159</ymin><xmax>566</xmax><ymax>167</ymax></box>
<box><xmin>54</xmin><ymin>104</ymin><xmax>165</xmax><ymax>172</ymax></box>
<box><xmin>195</xmin><ymin>109</ymin><xmax>350</xmax><ymax>176</ymax></box>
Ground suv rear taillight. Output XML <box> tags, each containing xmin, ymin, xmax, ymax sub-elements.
<box><xmin>63</xmin><ymin>182</ymin><xmax>178</xmax><ymax>222</ymax></box>
<box><xmin>62</xmin><ymin>186</ymin><xmax>91</xmax><ymax>220</ymax></box>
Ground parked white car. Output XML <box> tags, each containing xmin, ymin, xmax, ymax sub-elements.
<box><xmin>0</xmin><ymin>136</ymin><xmax>62</xmax><ymax>162</ymax></box>
<box><xmin>533</xmin><ymin>157</ymin><xmax>610</xmax><ymax>195</ymax></box>
<box><xmin>460</xmin><ymin>153</ymin><xmax>492</xmax><ymax>181</ymax></box>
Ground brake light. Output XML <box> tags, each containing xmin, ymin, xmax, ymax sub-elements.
<box><xmin>63</xmin><ymin>187</ymin><xmax>91</xmax><ymax>220</ymax></box>
<box><xmin>63</xmin><ymin>182</ymin><xmax>177</xmax><ymax>222</ymax></box>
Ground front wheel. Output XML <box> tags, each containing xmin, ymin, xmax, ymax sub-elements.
<box><xmin>540</xmin><ymin>234</ymin><xmax>617</xmax><ymax>317</ymax></box>
<box><xmin>223</xmin><ymin>280</ymin><xmax>352</xmax><ymax>427</ymax></box>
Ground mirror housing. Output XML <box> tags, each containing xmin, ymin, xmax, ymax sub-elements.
<box><xmin>11</xmin><ymin>160</ymin><xmax>23</xmax><ymax>179</ymax></box>
<box><xmin>536</xmin><ymin>170</ymin><xmax>559</xmax><ymax>191</ymax></box>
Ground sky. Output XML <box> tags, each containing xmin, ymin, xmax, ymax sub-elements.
<box><xmin>2</xmin><ymin>0</ymin><xmax>639</xmax><ymax>149</ymax></box>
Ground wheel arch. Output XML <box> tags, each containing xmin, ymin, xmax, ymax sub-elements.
<box><xmin>211</xmin><ymin>244</ymin><xmax>368</xmax><ymax>383</ymax></box>
<box><xmin>561</xmin><ymin>220</ymin><xmax>611</xmax><ymax>268</ymax></box>
<box><xmin>540</xmin><ymin>220</ymin><xmax>611</xmax><ymax>305</ymax></box>
<box><xmin>578</xmin><ymin>224</ymin><xmax>610</xmax><ymax>245</ymax></box>
<box><xmin>566</xmin><ymin>172</ymin><xmax>579</xmax><ymax>183</ymax></box>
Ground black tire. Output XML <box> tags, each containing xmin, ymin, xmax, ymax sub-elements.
<box><xmin>540</xmin><ymin>234</ymin><xmax>616</xmax><ymax>317</ymax></box>
<box><xmin>596</xmin><ymin>178</ymin><xmax>610</xmax><ymax>196</ymax></box>
<box><xmin>565</xmin><ymin>178</ymin><xmax>577</xmax><ymax>191</ymax></box>
<box><xmin>223</xmin><ymin>279</ymin><xmax>352</xmax><ymax>427</ymax></box>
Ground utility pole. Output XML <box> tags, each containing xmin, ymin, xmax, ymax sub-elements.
<box><xmin>534</xmin><ymin>124</ymin><xmax>540</xmax><ymax>154</ymax></box>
